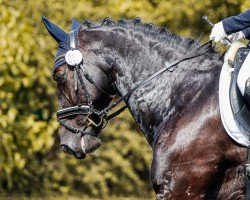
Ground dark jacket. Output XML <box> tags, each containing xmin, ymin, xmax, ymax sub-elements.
<box><xmin>222</xmin><ymin>9</ymin><xmax>250</xmax><ymax>39</ymax></box>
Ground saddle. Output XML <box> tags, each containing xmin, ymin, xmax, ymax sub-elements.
<box><xmin>219</xmin><ymin>43</ymin><xmax>250</xmax><ymax>147</ymax></box>
<box><xmin>230</xmin><ymin>47</ymin><xmax>250</xmax><ymax>132</ymax></box>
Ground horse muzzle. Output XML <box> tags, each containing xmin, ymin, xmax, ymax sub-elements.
<box><xmin>60</xmin><ymin>126</ymin><xmax>101</xmax><ymax>159</ymax></box>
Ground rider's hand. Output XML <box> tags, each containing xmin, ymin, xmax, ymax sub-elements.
<box><xmin>209</xmin><ymin>21</ymin><xmax>227</xmax><ymax>42</ymax></box>
<box><xmin>221</xmin><ymin>31</ymin><xmax>246</xmax><ymax>45</ymax></box>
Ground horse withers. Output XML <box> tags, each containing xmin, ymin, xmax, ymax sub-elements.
<box><xmin>43</xmin><ymin>17</ymin><xmax>246</xmax><ymax>199</ymax></box>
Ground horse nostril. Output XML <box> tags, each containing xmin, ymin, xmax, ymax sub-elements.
<box><xmin>74</xmin><ymin>151</ymin><xmax>86</xmax><ymax>159</ymax></box>
<box><xmin>61</xmin><ymin>145</ymin><xmax>74</xmax><ymax>155</ymax></box>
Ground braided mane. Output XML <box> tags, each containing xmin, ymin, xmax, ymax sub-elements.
<box><xmin>79</xmin><ymin>17</ymin><xmax>215</xmax><ymax>54</ymax></box>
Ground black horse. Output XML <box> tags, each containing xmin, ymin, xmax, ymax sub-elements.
<box><xmin>43</xmin><ymin>17</ymin><xmax>246</xmax><ymax>199</ymax></box>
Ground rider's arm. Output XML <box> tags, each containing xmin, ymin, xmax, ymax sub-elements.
<box><xmin>222</xmin><ymin>10</ymin><xmax>250</xmax><ymax>35</ymax></box>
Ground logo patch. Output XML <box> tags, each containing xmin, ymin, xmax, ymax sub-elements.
<box><xmin>65</xmin><ymin>49</ymin><xmax>83</xmax><ymax>66</ymax></box>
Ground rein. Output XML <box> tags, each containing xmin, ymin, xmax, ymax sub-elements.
<box><xmin>101</xmin><ymin>40</ymin><xmax>212</xmax><ymax>120</ymax></box>
<box><xmin>56</xmin><ymin>29</ymin><xmax>212</xmax><ymax>137</ymax></box>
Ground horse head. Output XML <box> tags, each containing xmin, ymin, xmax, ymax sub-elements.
<box><xmin>42</xmin><ymin>17</ymin><xmax>116</xmax><ymax>159</ymax></box>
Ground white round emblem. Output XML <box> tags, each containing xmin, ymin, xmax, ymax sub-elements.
<box><xmin>65</xmin><ymin>50</ymin><xmax>83</xmax><ymax>66</ymax></box>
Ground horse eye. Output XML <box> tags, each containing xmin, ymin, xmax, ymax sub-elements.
<box><xmin>53</xmin><ymin>67</ymin><xmax>66</xmax><ymax>83</ymax></box>
<box><xmin>54</xmin><ymin>74</ymin><xmax>67</xmax><ymax>84</ymax></box>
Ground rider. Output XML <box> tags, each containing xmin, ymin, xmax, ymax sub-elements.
<box><xmin>210</xmin><ymin>9</ymin><xmax>250</xmax><ymax>98</ymax></box>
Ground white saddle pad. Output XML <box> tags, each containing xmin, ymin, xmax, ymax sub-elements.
<box><xmin>219</xmin><ymin>42</ymin><xmax>250</xmax><ymax>147</ymax></box>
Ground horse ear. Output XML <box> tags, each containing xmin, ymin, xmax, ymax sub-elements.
<box><xmin>71</xmin><ymin>19</ymin><xmax>80</xmax><ymax>30</ymax></box>
<box><xmin>42</xmin><ymin>16</ymin><xmax>68</xmax><ymax>43</ymax></box>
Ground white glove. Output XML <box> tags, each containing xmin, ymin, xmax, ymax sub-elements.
<box><xmin>221</xmin><ymin>31</ymin><xmax>246</xmax><ymax>45</ymax></box>
<box><xmin>209</xmin><ymin>21</ymin><xmax>227</xmax><ymax>42</ymax></box>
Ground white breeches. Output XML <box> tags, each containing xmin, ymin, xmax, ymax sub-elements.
<box><xmin>237</xmin><ymin>53</ymin><xmax>250</xmax><ymax>95</ymax></box>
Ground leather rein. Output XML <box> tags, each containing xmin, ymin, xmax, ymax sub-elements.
<box><xmin>56</xmin><ymin>29</ymin><xmax>212</xmax><ymax>137</ymax></box>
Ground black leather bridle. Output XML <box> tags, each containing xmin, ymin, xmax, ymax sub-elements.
<box><xmin>56</xmin><ymin>30</ymin><xmax>115</xmax><ymax>137</ymax></box>
<box><xmin>56</xmin><ymin>29</ymin><xmax>212</xmax><ymax>138</ymax></box>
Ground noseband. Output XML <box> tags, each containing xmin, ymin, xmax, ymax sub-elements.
<box><xmin>56</xmin><ymin>28</ymin><xmax>212</xmax><ymax>138</ymax></box>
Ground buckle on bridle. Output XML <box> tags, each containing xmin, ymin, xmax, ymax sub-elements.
<box><xmin>86</xmin><ymin>117</ymin><xmax>103</xmax><ymax>128</ymax></box>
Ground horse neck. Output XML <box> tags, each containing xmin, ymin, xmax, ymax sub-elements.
<box><xmin>103</xmin><ymin>28</ymin><xmax>222</xmax><ymax>146</ymax></box>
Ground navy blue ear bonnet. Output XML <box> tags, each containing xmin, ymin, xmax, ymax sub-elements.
<box><xmin>54</xmin><ymin>31</ymin><xmax>78</xmax><ymax>68</ymax></box>
<box><xmin>54</xmin><ymin>38</ymin><xmax>70</xmax><ymax>68</ymax></box>
<box><xmin>42</xmin><ymin>17</ymin><xmax>81</xmax><ymax>69</ymax></box>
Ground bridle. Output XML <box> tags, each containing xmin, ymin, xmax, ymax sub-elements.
<box><xmin>56</xmin><ymin>30</ymin><xmax>115</xmax><ymax>137</ymax></box>
<box><xmin>56</xmin><ymin>29</ymin><xmax>212</xmax><ymax>138</ymax></box>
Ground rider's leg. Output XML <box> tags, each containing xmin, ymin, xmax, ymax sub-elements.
<box><xmin>237</xmin><ymin>53</ymin><xmax>250</xmax><ymax>96</ymax></box>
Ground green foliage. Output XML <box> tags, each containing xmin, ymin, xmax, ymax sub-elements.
<box><xmin>152</xmin><ymin>0</ymin><xmax>245</xmax><ymax>35</ymax></box>
<box><xmin>0</xmin><ymin>0</ymin><xmax>249</xmax><ymax>198</ymax></box>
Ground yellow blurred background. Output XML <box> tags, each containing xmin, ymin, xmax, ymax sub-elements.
<box><xmin>0</xmin><ymin>0</ymin><xmax>249</xmax><ymax>199</ymax></box>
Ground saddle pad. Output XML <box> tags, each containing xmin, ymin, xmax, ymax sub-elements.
<box><xmin>219</xmin><ymin>43</ymin><xmax>250</xmax><ymax>147</ymax></box>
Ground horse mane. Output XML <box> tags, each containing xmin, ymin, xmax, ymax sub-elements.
<box><xmin>79</xmin><ymin>17</ymin><xmax>215</xmax><ymax>55</ymax></box>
